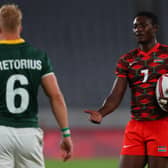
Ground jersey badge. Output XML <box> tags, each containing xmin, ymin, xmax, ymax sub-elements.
<box><xmin>154</xmin><ymin>59</ymin><xmax>164</xmax><ymax>63</ymax></box>
<box><xmin>158</xmin><ymin>146</ymin><xmax>167</xmax><ymax>152</ymax></box>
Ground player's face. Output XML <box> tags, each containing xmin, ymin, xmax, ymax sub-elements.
<box><xmin>133</xmin><ymin>16</ymin><xmax>157</xmax><ymax>44</ymax></box>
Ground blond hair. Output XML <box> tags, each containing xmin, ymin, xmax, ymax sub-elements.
<box><xmin>0</xmin><ymin>4</ymin><xmax>22</xmax><ymax>32</ymax></box>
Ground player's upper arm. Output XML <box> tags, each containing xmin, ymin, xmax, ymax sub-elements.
<box><xmin>110</xmin><ymin>77</ymin><xmax>128</xmax><ymax>100</ymax></box>
<box><xmin>98</xmin><ymin>77</ymin><xmax>128</xmax><ymax>116</ymax></box>
<box><xmin>113</xmin><ymin>77</ymin><xmax>127</xmax><ymax>91</ymax></box>
<box><xmin>41</xmin><ymin>73</ymin><xmax>61</xmax><ymax>98</ymax></box>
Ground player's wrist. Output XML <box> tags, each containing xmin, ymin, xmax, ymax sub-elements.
<box><xmin>98</xmin><ymin>110</ymin><xmax>106</xmax><ymax>117</ymax></box>
<box><xmin>61</xmin><ymin>127</ymin><xmax>71</xmax><ymax>137</ymax></box>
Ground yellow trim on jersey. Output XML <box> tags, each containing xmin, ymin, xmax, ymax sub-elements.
<box><xmin>0</xmin><ymin>38</ymin><xmax>25</xmax><ymax>44</ymax></box>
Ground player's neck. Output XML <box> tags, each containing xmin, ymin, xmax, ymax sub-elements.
<box><xmin>0</xmin><ymin>33</ymin><xmax>21</xmax><ymax>40</ymax></box>
<box><xmin>139</xmin><ymin>39</ymin><xmax>158</xmax><ymax>53</ymax></box>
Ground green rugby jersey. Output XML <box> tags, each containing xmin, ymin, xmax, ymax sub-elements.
<box><xmin>0</xmin><ymin>39</ymin><xmax>53</xmax><ymax>127</ymax></box>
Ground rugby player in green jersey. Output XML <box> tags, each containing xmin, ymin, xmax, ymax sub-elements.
<box><xmin>0</xmin><ymin>4</ymin><xmax>73</xmax><ymax>167</ymax></box>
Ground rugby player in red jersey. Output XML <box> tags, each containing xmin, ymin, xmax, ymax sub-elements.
<box><xmin>85</xmin><ymin>11</ymin><xmax>168</xmax><ymax>168</ymax></box>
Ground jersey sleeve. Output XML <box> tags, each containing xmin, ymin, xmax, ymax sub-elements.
<box><xmin>115</xmin><ymin>55</ymin><xmax>129</xmax><ymax>78</ymax></box>
<box><xmin>41</xmin><ymin>52</ymin><xmax>54</xmax><ymax>77</ymax></box>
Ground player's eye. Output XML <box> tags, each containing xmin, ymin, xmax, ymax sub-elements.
<box><xmin>141</xmin><ymin>24</ymin><xmax>148</xmax><ymax>27</ymax></box>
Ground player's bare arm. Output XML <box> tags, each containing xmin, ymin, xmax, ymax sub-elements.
<box><xmin>98</xmin><ymin>77</ymin><xmax>128</xmax><ymax>116</ymax></box>
<box><xmin>41</xmin><ymin>74</ymin><xmax>73</xmax><ymax>161</ymax></box>
<box><xmin>41</xmin><ymin>74</ymin><xmax>69</xmax><ymax>128</ymax></box>
<box><xmin>85</xmin><ymin>77</ymin><xmax>127</xmax><ymax>124</ymax></box>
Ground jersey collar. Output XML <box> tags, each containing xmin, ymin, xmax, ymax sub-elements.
<box><xmin>138</xmin><ymin>43</ymin><xmax>160</xmax><ymax>56</ymax></box>
<box><xmin>0</xmin><ymin>38</ymin><xmax>25</xmax><ymax>44</ymax></box>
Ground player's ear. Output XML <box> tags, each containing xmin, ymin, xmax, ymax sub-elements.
<box><xmin>19</xmin><ymin>25</ymin><xmax>23</xmax><ymax>34</ymax></box>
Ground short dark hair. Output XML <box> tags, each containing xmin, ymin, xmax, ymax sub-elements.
<box><xmin>134</xmin><ymin>11</ymin><xmax>158</xmax><ymax>25</ymax></box>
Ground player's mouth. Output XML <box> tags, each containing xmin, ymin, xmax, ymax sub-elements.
<box><xmin>135</xmin><ymin>33</ymin><xmax>145</xmax><ymax>40</ymax></box>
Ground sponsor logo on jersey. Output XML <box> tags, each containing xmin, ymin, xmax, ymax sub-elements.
<box><xmin>129</xmin><ymin>61</ymin><xmax>137</xmax><ymax>66</ymax></box>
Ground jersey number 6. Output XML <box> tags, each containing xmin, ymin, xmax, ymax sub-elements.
<box><xmin>6</xmin><ymin>74</ymin><xmax>29</xmax><ymax>114</ymax></box>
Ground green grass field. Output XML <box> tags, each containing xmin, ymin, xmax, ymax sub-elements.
<box><xmin>45</xmin><ymin>158</ymin><xmax>119</xmax><ymax>168</ymax></box>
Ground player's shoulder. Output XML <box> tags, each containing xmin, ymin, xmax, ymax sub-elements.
<box><xmin>159</xmin><ymin>43</ymin><xmax>168</xmax><ymax>48</ymax></box>
<box><xmin>25</xmin><ymin>42</ymin><xmax>47</xmax><ymax>58</ymax></box>
<box><xmin>120</xmin><ymin>48</ymin><xmax>138</xmax><ymax>60</ymax></box>
<box><xmin>159</xmin><ymin>43</ymin><xmax>168</xmax><ymax>51</ymax></box>
<box><xmin>25</xmin><ymin>43</ymin><xmax>45</xmax><ymax>53</ymax></box>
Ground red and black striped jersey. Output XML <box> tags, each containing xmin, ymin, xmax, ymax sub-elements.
<box><xmin>116</xmin><ymin>43</ymin><xmax>168</xmax><ymax>120</ymax></box>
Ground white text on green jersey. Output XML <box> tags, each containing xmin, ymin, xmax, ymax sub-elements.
<box><xmin>0</xmin><ymin>59</ymin><xmax>42</xmax><ymax>71</ymax></box>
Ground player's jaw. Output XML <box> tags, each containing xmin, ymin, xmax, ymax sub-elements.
<box><xmin>134</xmin><ymin>31</ymin><xmax>155</xmax><ymax>44</ymax></box>
<box><xmin>135</xmin><ymin>33</ymin><xmax>146</xmax><ymax>43</ymax></box>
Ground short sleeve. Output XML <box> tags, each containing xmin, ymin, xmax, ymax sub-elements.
<box><xmin>115</xmin><ymin>55</ymin><xmax>129</xmax><ymax>78</ymax></box>
<box><xmin>41</xmin><ymin>52</ymin><xmax>54</xmax><ymax>77</ymax></box>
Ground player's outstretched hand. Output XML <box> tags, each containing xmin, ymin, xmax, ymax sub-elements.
<box><xmin>84</xmin><ymin>110</ymin><xmax>103</xmax><ymax>124</ymax></box>
<box><xmin>60</xmin><ymin>136</ymin><xmax>73</xmax><ymax>162</ymax></box>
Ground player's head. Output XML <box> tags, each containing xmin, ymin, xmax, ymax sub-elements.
<box><xmin>132</xmin><ymin>11</ymin><xmax>158</xmax><ymax>44</ymax></box>
<box><xmin>134</xmin><ymin>11</ymin><xmax>158</xmax><ymax>25</ymax></box>
<box><xmin>0</xmin><ymin>4</ymin><xmax>22</xmax><ymax>34</ymax></box>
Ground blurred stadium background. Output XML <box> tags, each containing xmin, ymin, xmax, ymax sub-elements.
<box><xmin>1</xmin><ymin>0</ymin><xmax>168</xmax><ymax>167</ymax></box>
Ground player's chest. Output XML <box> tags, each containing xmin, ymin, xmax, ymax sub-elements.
<box><xmin>127</xmin><ymin>52</ymin><xmax>168</xmax><ymax>83</ymax></box>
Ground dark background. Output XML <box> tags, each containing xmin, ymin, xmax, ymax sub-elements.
<box><xmin>2</xmin><ymin>1</ymin><xmax>168</xmax><ymax>159</ymax></box>
<box><xmin>0</xmin><ymin>0</ymin><xmax>167</xmax><ymax>110</ymax></box>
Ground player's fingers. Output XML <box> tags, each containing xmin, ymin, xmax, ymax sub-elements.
<box><xmin>85</xmin><ymin>110</ymin><xmax>100</xmax><ymax>118</ymax></box>
<box><xmin>60</xmin><ymin>139</ymin><xmax>73</xmax><ymax>161</ymax></box>
<box><xmin>61</xmin><ymin>148</ymin><xmax>72</xmax><ymax>161</ymax></box>
<box><xmin>84</xmin><ymin>110</ymin><xmax>97</xmax><ymax>114</ymax></box>
<box><xmin>89</xmin><ymin>115</ymin><xmax>102</xmax><ymax>124</ymax></box>
<box><xmin>84</xmin><ymin>110</ymin><xmax>102</xmax><ymax>124</ymax></box>
<box><xmin>90</xmin><ymin>119</ymin><xmax>101</xmax><ymax>124</ymax></box>
<box><xmin>63</xmin><ymin>151</ymin><xmax>72</xmax><ymax>162</ymax></box>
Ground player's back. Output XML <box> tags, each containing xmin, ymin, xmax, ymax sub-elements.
<box><xmin>0</xmin><ymin>39</ymin><xmax>53</xmax><ymax>128</ymax></box>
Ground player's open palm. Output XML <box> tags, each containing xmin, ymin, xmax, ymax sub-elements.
<box><xmin>60</xmin><ymin>137</ymin><xmax>73</xmax><ymax>161</ymax></box>
<box><xmin>85</xmin><ymin>110</ymin><xmax>102</xmax><ymax>124</ymax></box>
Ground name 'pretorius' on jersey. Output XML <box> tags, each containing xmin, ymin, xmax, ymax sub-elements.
<box><xmin>0</xmin><ymin>59</ymin><xmax>42</xmax><ymax>70</ymax></box>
